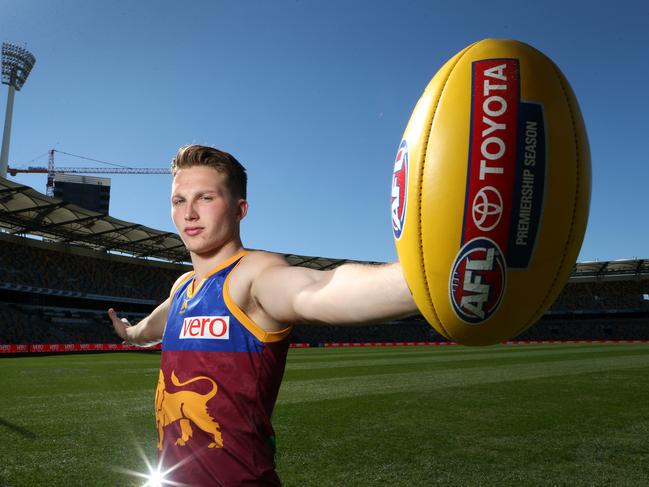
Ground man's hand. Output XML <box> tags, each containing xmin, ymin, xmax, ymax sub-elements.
<box><xmin>107</xmin><ymin>298</ymin><xmax>170</xmax><ymax>347</ymax></box>
<box><xmin>108</xmin><ymin>308</ymin><xmax>132</xmax><ymax>343</ymax></box>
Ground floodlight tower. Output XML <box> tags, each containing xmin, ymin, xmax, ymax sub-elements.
<box><xmin>1</xmin><ymin>42</ymin><xmax>36</xmax><ymax>178</ymax></box>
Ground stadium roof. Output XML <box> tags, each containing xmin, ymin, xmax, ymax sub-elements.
<box><xmin>1</xmin><ymin>176</ymin><xmax>647</xmax><ymax>276</ymax></box>
<box><xmin>570</xmin><ymin>259</ymin><xmax>649</xmax><ymax>280</ymax></box>
<box><xmin>0</xmin><ymin>176</ymin><xmax>187</xmax><ymax>262</ymax></box>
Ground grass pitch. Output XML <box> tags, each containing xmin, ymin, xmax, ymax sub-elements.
<box><xmin>1</xmin><ymin>343</ymin><xmax>648</xmax><ymax>486</ymax></box>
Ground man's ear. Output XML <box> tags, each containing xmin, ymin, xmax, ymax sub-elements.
<box><xmin>236</xmin><ymin>199</ymin><xmax>249</xmax><ymax>222</ymax></box>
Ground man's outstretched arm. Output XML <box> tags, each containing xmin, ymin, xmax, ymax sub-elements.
<box><xmin>108</xmin><ymin>298</ymin><xmax>170</xmax><ymax>346</ymax></box>
<box><xmin>250</xmin><ymin>253</ymin><xmax>418</xmax><ymax>326</ymax></box>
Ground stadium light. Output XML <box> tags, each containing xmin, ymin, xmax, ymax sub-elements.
<box><xmin>1</xmin><ymin>42</ymin><xmax>36</xmax><ymax>178</ymax></box>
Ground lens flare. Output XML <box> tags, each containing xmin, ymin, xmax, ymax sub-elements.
<box><xmin>142</xmin><ymin>465</ymin><xmax>167</xmax><ymax>487</ymax></box>
<box><xmin>113</xmin><ymin>442</ymin><xmax>191</xmax><ymax>487</ymax></box>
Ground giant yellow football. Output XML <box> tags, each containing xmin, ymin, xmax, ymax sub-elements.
<box><xmin>391</xmin><ymin>39</ymin><xmax>590</xmax><ymax>346</ymax></box>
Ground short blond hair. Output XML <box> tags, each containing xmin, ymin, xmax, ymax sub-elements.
<box><xmin>171</xmin><ymin>145</ymin><xmax>247</xmax><ymax>199</ymax></box>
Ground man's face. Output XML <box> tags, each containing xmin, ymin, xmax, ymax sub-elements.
<box><xmin>171</xmin><ymin>165</ymin><xmax>247</xmax><ymax>256</ymax></box>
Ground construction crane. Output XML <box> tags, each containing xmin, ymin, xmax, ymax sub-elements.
<box><xmin>8</xmin><ymin>149</ymin><xmax>170</xmax><ymax>196</ymax></box>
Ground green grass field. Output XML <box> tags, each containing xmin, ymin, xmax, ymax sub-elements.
<box><xmin>1</xmin><ymin>343</ymin><xmax>648</xmax><ymax>486</ymax></box>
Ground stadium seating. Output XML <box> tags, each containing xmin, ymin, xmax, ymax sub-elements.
<box><xmin>1</xmin><ymin>236</ymin><xmax>648</xmax><ymax>346</ymax></box>
<box><xmin>0</xmin><ymin>236</ymin><xmax>181</xmax><ymax>345</ymax></box>
<box><xmin>0</xmin><ymin>237</ymin><xmax>180</xmax><ymax>301</ymax></box>
<box><xmin>0</xmin><ymin>302</ymin><xmax>148</xmax><ymax>344</ymax></box>
<box><xmin>552</xmin><ymin>280</ymin><xmax>649</xmax><ymax>312</ymax></box>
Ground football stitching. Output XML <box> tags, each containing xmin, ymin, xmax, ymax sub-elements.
<box><xmin>418</xmin><ymin>42</ymin><xmax>477</xmax><ymax>340</ymax></box>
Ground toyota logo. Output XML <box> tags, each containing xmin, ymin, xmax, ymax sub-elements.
<box><xmin>472</xmin><ymin>186</ymin><xmax>503</xmax><ymax>232</ymax></box>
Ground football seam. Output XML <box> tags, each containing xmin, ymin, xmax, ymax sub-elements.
<box><xmin>510</xmin><ymin>61</ymin><xmax>582</xmax><ymax>339</ymax></box>
<box><xmin>419</xmin><ymin>43</ymin><xmax>476</xmax><ymax>340</ymax></box>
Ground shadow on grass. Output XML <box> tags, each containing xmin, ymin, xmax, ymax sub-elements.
<box><xmin>0</xmin><ymin>416</ymin><xmax>37</xmax><ymax>439</ymax></box>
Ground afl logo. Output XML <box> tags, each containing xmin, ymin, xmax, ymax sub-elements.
<box><xmin>391</xmin><ymin>140</ymin><xmax>408</xmax><ymax>240</ymax></box>
<box><xmin>449</xmin><ymin>237</ymin><xmax>506</xmax><ymax>324</ymax></box>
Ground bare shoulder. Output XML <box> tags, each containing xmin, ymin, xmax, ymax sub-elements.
<box><xmin>229</xmin><ymin>250</ymin><xmax>290</xmax><ymax>295</ymax></box>
<box><xmin>228</xmin><ymin>250</ymin><xmax>293</xmax><ymax>331</ymax></box>
<box><xmin>238</xmin><ymin>250</ymin><xmax>289</xmax><ymax>277</ymax></box>
<box><xmin>243</xmin><ymin>249</ymin><xmax>289</xmax><ymax>267</ymax></box>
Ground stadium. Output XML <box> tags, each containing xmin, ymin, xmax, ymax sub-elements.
<box><xmin>1</xmin><ymin>173</ymin><xmax>649</xmax><ymax>486</ymax></box>
<box><xmin>2</xmin><ymin>9</ymin><xmax>649</xmax><ymax>485</ymax></box>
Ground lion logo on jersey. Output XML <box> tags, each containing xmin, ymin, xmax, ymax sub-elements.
<box><xmin>155</xmin><ymin>370</ymin><xmax>223</xmax><ymax>450</ymax></box>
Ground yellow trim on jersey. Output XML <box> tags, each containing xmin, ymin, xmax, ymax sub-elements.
<box><xmin>223</xmin><ymin>258</ymin><xmax>293</xmax><ymax>344</ymax></box>
<box><xmin>170</xmin><ymin>271</ymin><xmax>194</xmax><ymax>300</ymax></box>
<box><xmin>185</xmin><ymin>250</ymin><xmax>248</xmax><ymax>299</ymax></box>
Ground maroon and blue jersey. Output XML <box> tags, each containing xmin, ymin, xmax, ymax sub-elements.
<box><xmin>156</xmin><ymin>251</ymin><xmax>292</xmax><ymax>486</ymax></box>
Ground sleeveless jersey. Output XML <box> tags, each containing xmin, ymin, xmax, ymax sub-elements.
<box><xmin>156</xmin><ymin>251</ymin><xmax>292</xmax><ymax>486</ymax></box>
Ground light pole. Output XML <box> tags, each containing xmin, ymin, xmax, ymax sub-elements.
<box><xmin>1</xmin><ymin>42</ymin><xmax>36</xmax><ymax>178</ymax></box>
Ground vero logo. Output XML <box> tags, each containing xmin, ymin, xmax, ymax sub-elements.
<box><xmin>179</xmin><ymin>316</ymin><xmax>230</xmax><ymax>339</ymax></box>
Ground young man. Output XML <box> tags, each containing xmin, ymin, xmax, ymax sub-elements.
<box><xmin>109</xmin><ymin>145</ymin><xmax>417</xmax><ymax>486</ymax></box>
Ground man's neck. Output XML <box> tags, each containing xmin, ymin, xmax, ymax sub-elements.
<box><xmin>190</xmin><ymin>240</ymin><xmax>244</xmax><ymax>282</ymax></box>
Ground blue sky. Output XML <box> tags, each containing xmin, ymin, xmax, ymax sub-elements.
<box><xmin>1</xmin><ymin>0</ymin><xmax>648</xmax><ymax>262</ymax></box>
